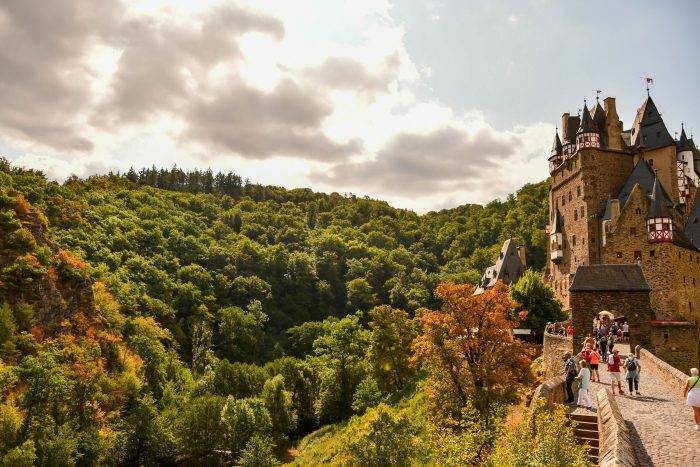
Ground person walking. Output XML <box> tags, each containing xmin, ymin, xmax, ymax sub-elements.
<box><xmin>624</xmin><ymin>353</ymin><xmax>641</xmax><ymax>395</ymax></box>
<box><xmin>563</xmin><ymin>352</ymin><xmax>577</xmax><ymax>404</ymax></box>
<box><xmin>684</xmin><ymin>368</ymin><xmax>700</xmax><ymax>431</ymax></box>
<box><xmin>576</xmin><ymin>360</ymin><xmax>593</xmax><ymax>409</ymax></box>
<box><xmin>588</xmin><ymin>347</ymin><xmax>601</xmax><ymax>382</ymax></box>
<box><xmin>607</xmin><ymin>331</ymin><xmax>615</xmax><ymax>355</ymax></box>
<box><xmin>607</xmin><ymin>349</ymin><xmax>624</xmax><ymax>395</ymax></box>
<box><xmin>622</xmin><ymin>322</ymin><xmax>629</xmax><ymax>342</ymax></box>
<box><xmin>566</xmin><ymin>324</ymin><xmax>573</xmax><ymax>337</ymax></box>
<box><xmin>597</xmin><ymin>334</ymin><xmax>608</xmax><ymax>362</ymax></box>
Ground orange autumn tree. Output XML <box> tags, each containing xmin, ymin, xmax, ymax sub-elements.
<box><xmin>413</xmin><ymin>281</ymin><xmax>533</xmax><ymax>426</ymax></box>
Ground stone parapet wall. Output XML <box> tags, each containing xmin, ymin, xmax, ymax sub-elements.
<box><xmin>596</xmin><ymin>388</ymin><xmax>638</xmax><ymax>467</ymax></box>
<box><xmin>530</xmin><ymin>374</ymin><xmax>578</xmax><ymax>409</ymax></box>
<box><xmin>649</xmin><ymin>322</ymin><xmax>699</xmax><ymax>371</ymax></box>
<box><xmin>542</xmin><ymin>331</ymin><xmax>573</xmax><ymax>379</ymax></box>
<box><xmin>638</xmin><ymin>347</ymin><xmax>688</xmax><ymax>397</ymax></box>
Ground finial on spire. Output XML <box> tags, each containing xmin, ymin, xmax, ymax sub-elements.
<box><xmin>595</xmin><ymin>90</ymin><xmax>601</xmax><ymax>102</ymax></box>
<box><xmin>642</xmin><ymin>76</ymin><xmax>654</xmax><ymax>97</ymax></box>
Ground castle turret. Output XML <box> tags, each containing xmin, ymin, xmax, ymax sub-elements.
<box><xmin>646</xmin><ymin>176</ymin><xmax>675</xmax><ymax>243</ymax></box>
<box><xmin>677</xmin><ymin>124</ymin><xmax>699</xmax><ymax>187</ymax></box>
<box><xmin>561</xmin><ymin>113</ymin><xmax>579</xmax><ymax>158</ymax></box>
<box><xmin>548</xmin><ymin>131</ymin><xmax>563</xmax><ymax>172</ymax></box>
<box><xmin>550</xmin><ymin>209</ymin><xmax>564</xmax><ymax>263</ymax></box>
<box><xmin>576</xmin><ymin>102</ymin><xmax>600</xmax><ymax>150</ymax></box>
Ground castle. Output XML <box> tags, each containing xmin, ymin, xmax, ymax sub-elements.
<box><xmin>545</xmin><ymin>92</ymin><xmax>700</xmax><ymax>368</ymax></box>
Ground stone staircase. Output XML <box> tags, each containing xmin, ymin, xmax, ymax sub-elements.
<box><xmin>567</xmin><ymin>413</ymin><xmax>599</xmax><ymax>465</ymax></box>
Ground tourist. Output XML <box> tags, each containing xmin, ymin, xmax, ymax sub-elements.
<box><xmin>622</xmin><ymin>322</ymin><xmax>629</xmax><ymax>342</ymax></box>
<box><xmin>583</xmin><ymin>333</ymin><xmax>596</xmax><ymax>350</ymax></box>
<box><xmin>597</xmin><ymin>334</ymin><xmax>608</xmax><ymax>362</ymax></box>
<box><xmin>589</xmin><ymin>346</ymin><xmax>601</xmax><ymax>382</ymax></box>
<box><xmin>566</xmin><ymin>324</ymin><xmax>573</xmax><ymax>337</ymax></box>
<box><xmin>684</xmin><ymin>368</ymin><xmax>700</xmax><ymax>431</ymax></box>
<box><xmin>607</xmin><ymin>349</ymin><xmax>624</xmax><ymax>395</ymax></box>
<box><xmin>581</xmin><ymin>343</ymin><xmax>593</xmax><ymax>365</ymax></box>
<box><xmin>624</xmin><ymin>353</ymin><xmax>641</xmax><ymax>395</ymax></box>
<box><xmin>546</xmin><ymin>322</ymin><xmax>554</xmax><ymax>334</ymax></box>
<box><xmin>607</xmin><ymin>331</ymin><xmax>616</xmax><ymax>355</ymax></box>
<box><xmin>563</xmin><ymin>352</ymin><xmax>577</xmax><ymax>404</ymax></box>
<box><xmin>610</xmin><ymin>320</ymin><xmax>619</xmax><ymax>337</ymax></box>
<box><xmin>558</xmin><ymin>327</ymin><xmax>567</xmax><ymax>337</ymax></box>
<box><xmin>576</xmin><ymin>360</ymin><xmax>593</xmax><ymax>409</ymax></box>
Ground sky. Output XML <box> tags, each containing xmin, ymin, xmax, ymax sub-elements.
<box><xmin>1</xmin><ymin>0</ymin><xmax>699</xmax><ymax>213</ymax></box>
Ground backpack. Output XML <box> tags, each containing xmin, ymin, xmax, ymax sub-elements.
<box><xmin>611</xmin><ymin>323</ymin><xmax>618</xmax><ymax>334</ymax></box>
<box><xmin>627</xmin><ymin>358</ymin><xmax>637</xmax><ymax>372</ymax></box>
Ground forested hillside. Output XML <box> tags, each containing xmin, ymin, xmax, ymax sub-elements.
<box><xmin>0</xmin><ymin>159</ymin><xmax>586</xmax><ymax>466</ymax></box>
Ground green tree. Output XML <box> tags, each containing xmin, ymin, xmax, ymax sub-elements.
<box><xmin>343</xmin><ymin>404</ymin><xmax>414</xmax><ymax>467</ymax></box>
<box><xmin>351</xmin><ymin>377</ymin><xmax>382</xmax><ymax>415</ymax></box>
<box><xmin>367</xmin><ymin>305</ymin><xmax>416</xmax><ymax>393</ymax></box>
<box><xmin>346</xmin><ymin>278</ymin><xmax>377</xmax><ymax>312</ymax></box>
<box><xmin>261</xmin><ymin>375</ymin><xmax>295</xmax><ymax>440</ymax></box>
<box><xmin>238</xmin><ymin>435</ymin><xmax>277</xmax><ymax>467</ymax></box>
<box><xmin>177</xmin><ymin>394</ymin><xmax>225</xmax><ymax>462</ymax></box>
<box><xmin>509</xmin><ymin>269</ymin><xmax>566</xmax><ymax>334</ymax></box>
<box><xmin>220</xmin><ymin>397</ymin><xmax>272</xmax><ymax>457</ymax></box>
<box><xmin>217</xmin><ymin>302</ymin><xmax>268</xmax><ymax>362</ymax></box>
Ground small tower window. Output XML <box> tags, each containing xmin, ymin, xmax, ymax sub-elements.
<box><xmin>577</xmin><ymin>186</ymin><xmax>581</xmax><ymax>197</ymax></box>
<box><xmin>635</xmin><ymin>208</ymin><xmax>642</xmax><ymax>215</ymax></box>
<box><xmin>572</xmin><ymin>235</ymin><xmax>576</xmax><ymax>246</ymax></box>
<box><xmin>630</xmin><ymin>227</ymin><xmax>637</xmax><ymax>236</ymax></box>
<box><xmin>574</xmin><ymin>211</ymin><xmax>578</xmax><ymax>221</ymax></box>
<box><xmin>568</xmin><ymin>192</ymin><xmax>572</xmax><ymax>202</ymax></box>
<box><xmin>581</xmin><ymin>206</ymin><xmax>585</xmax><ymax>218</ymax></box>
<box><xmin>648</xmin><ymin>159</ymin><xmax>654</xmax><ymax>167</ymax></box>
<box><xmin>634</xmin><ymin>251</ymin><xmax>642</xmax><ymax>261</ymax></box>
<box><xmin>650</xmin><ymin>250</ymin><xmax>655</xmax><ymax>257</ymax></box>
<box><xmin>616</xmin><ymin>251</ymin><xmax>623</xmax><ymax>258</ymax></box>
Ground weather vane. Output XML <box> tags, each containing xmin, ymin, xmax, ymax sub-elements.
<box><xmin>594</xmin><ymin>89</ymin><xmax>602</xmax><ymax>102</ymax></box>
<box><xmin>641</xmin><ymin>76</ymin><xmax>654</xmax><ymax>96</ymax></box>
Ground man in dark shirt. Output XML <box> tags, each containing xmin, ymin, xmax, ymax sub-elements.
<box><xmin>563</xmin><ymin>351</ymin><xmax>577</xmax><ymax>404</ymax></box>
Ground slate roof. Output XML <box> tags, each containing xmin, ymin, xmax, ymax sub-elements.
<box><xmin>617</xmin><ymin>159</ymin><xmax>657</xmax><ymax>209</ymax></box>
<box><xmin>476</xmin><ymin>239</ymin><xmax>525</xmax><ymax>292</ymax></box>
<box><xmin>685</xmin><ymin>189</ymin><xmax>700</xmax><ymax>249</ymax></box>
<box><xmin>630</xmin><ymin>96</ymin><xmax>675</xmax><ymax>150</ymax></box>
<box><xmin>677</xmin><ymin>126</ymin><xmax>694</xmax><ymax>152</ymax></box>
<box><xmin>578</xmin><ymin>103</ymin><xmax>596</xmax><ymax>133</ymax></box>
<box><xmin>569</xmin><ymin>264</ymin><xmax>651</xmax><ymax>292</ymax></box>
<box><xmin>647</xmin><ymin>177</ymin><xmax>672</xmax><ymax>219</ymax></box>
<box><xmin>550</xmin><ymin>132</ymin><xmax>562</xmax><ymax>158</ymax></box>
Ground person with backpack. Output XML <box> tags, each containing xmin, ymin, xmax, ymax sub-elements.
<box><xmin>610</xmin><ymin>321</ymin><xmax>619</xmax><ymax>336</ymax></box>
<box><xmin>684</xmin><ymin>368</ymin><xmax>700</xmax><ymax>431</ymax></box>
<box><xmin>597</xmin><ymin>334</ymin><xmax>608</xmax><ymax>362</ymax></box>
<box><xmin>607</xmin><ymin>331</ymin><xmax>616</xmax><ymax>355</ymax></box>
<box><xmin>563</xmin><ymin>352</ymin><xmax>577</xmax><ymax>404</ymax></box>
<box><xmin>588</xmin><ymin>346</ymin><xmax>601</xmax><ymax>383</ymax></box>
<box><xmin>607</xmin><ymin>349</ymin><xmax>624</xmax><ymax>395</ymax></box>
<box><xmin>624</xmin><ymin>353</ymin><xmax>641</xmax><ymax>395</ymax></box>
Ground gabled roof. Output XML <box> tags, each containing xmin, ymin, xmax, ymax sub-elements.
<box><xmin>617</xmin><ymin>159</ymin><xmax>656</xmax><ymax>208</ymax></box>
<box><xmin>551</xmin><ymin>209</ymin><xmax>564</xmax><ymax>233</ymax></box>
<box><xmin>647</xmin><ymin>177</ymin><xmax>672</xmax><ymax>219</ymax></box>
<box><xmin>569</xmin><ymin>264</ymin><xmax>651</xmax><ymax>292</ymax></box>
<box><xmin>477</xmin><ymin>238</ymin><xmax>526</xmax><ymax>291</ymax></box>
<box><xmin>685</xmin><ymin>190</ymin><xmax>700</xmax><ymax>249</ymax></box>
<box><xmin>578</xmin><ymin>103</ymin><xmax>596</xmax><ymax>133</ymax></box>
<box><xmin>630</xmin><ymin>96</ymin><xmax>675</xmax><ymax>150</ymax></box>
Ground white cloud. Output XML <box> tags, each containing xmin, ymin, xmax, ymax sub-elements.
<box><xmin>0</xmin><ymin>0</ymin><xmax>551</xmax><ymax>213</ymax></box>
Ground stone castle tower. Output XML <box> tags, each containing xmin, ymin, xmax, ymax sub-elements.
<box><xmin>545</xmin><ymin>93</ymin><xmax>700</xmax><ymax>367</ymax></box>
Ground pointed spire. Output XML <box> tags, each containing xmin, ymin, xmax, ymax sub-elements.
<box><xmin>647</xmin><ymin>175</ymin><xmax>672</xmax><ymax>219</ymax></box>
<box><xmin>678</xmin><ymin>123</ymin><xmax>694</xmax><ymax>152</ymax></box>
<box><xmin>578</xmin><ymin>102</ymin><xmax>596</xmax><ymax>133</ymax></box>
<box><xmin>550</xmin><ymin>130</ymin><xmax>563</xmax><ymax>157</ymax></box>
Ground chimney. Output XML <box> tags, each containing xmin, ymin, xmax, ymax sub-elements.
<box><xmin>561</xmin><ymin>113</ymin><xmax>570</xmax><ymax>141</ymax></box>
<box><xmin>604</xmin><ymin>97</ymin><xmax>623</xmax><ymax>150</ymax></box>
<box><xmin>517</xmin><ymin>245</ymin><xmax>527</xmax><ymax>268</ymax></box>
<box><xmin>610</xmin><ymin>199</ymin><xmax>620</xmax><ymax>220</ymax></box>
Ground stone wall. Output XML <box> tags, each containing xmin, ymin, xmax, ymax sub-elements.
<box><xmin>542</xmin><ymin>331</ymin><xmax>573</xmax><ymax>379</ymax></box>
<box><xmin>649</xmin><ymin>322</ymin><xmax>699</xmax><ymax>371</ymax></box>
<box><xmin>570</xmin><ymin>290</ymin><xmax>653</xmax><ymax>351</ymax></box>
<box><xmin>596</xmin><ymin>388</ymin><xmax>638</xmax><ymax>467</ymax></box>
<box><xmin>530</xmin><ymin>374</ymin><xmax>577</xmax><ymax>409</ymax></box>
<box><xmin>638</xmin><ymin>347</ymin><xmax>689</xmax><ymax>397</ymax></box>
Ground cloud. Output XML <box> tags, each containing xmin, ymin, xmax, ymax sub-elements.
<box><xmin>0</xmin><ymin>0</ymin><xmax>123</xmax><ymax>151</ymax></box>
<box><xmin>94</xmin><ymin>5</ymin><xmax>285</xmax><ymax>126</ymax></box>
<box><xmin>184</xmin><ymin>78</ymin><xmax>362</xmax><ymax>160</ymax></box>
<box><xmin>311</xmin><ymin>124</ymin><xmax>526</xmax><ymax>195</ymax></box>
<box><xmin>304</xmin><ymin>55</ymin><xmax>398</xmax><ymax>96</ymax></box>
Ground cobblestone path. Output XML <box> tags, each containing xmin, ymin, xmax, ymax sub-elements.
<box><xmin>570</xmin><ymin>344</ymin><xmax>700</xmax><ymax>465</ymax></box>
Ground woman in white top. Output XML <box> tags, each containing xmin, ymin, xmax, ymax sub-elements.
<box><xmin>576</xmin><ymin>360</ymin><xmax>593</xmax><ymax>409</ymax></box>
<box><xmin>684</xmin><ymin>368</ymin><xmax>700</xmax><ymax>431</ymax></box>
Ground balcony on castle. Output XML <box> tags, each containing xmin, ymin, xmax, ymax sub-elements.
<box><xmin>551</xmin><ymin>249</ymin><xmax>563</xmax><ymax>263</ymax></box>
<box><xmin>646</xmin><ymin>218</ymin><xmax>674</xmax><ymax>243</ymax></box>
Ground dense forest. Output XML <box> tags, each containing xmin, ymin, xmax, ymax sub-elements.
<box><xmin>0</xmin><ymin>158</ymin><xmax>585</xmax><ymax>465</ymax></box>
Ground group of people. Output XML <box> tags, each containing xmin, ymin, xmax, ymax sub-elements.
<box><xmin>545</xmin><ymin>321</ymin><xmax>573</xmax><ymax>337</ymax></box>
<box><xmin>563</xmin><ymin>348</ymin><xmax>641</xmax><ymax>409</ymax></box>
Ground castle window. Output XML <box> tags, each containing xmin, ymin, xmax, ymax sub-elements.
<box><xmin>592</xmin><ymin>237</ymin><xmax>596</xmax><ymax>243</ymax></box>
<box><xmin>634</xmin><ymin>251</ymin><xmax>642</xmax><ymax>261</ymax></box>
<box><xmin>574</xmin><ymin>211</ymin><xmax>578</xmax><ymax>221</ymax></box>
<box><xmin>577</xmin><ymin>186</ymin><xmax>581</xmax><ymax>197</ymax></box>
<box><xmin>648</xmin><ymin>159</ymin><xmax>654</xmax><ymax>167</ymax></box>
<box><xmin>650</xmin><ymin>250</ymin><xmax>655</xmax><ymax>257</ymax></box>
<box><xmin>562</xmin><ymin>196</ymin><xmax>566</xmax><ymax>206</ymax></box>
<box><xmin>616</xmin><ymin>251</ymin><xmax>623</xmax><ymax>258</ymax></box>
<box><xmin>572</xmin><ymin>235</ymin><xmax>576</xmax><ymax>246</ymax></box>
<box><xmin>568</xmin><ymin>192</ymin><xmax>572</xmax><ymax>202</ymax></box>
<box><xmin>683</xmin><ymin>276</ymin><xmax>686</xmax><ymax>284</ymax></box>
<box><xmin>635</xmin><ymin>208</ymin><xmax>641</xmax><ymax>215</ymax></box>
<box><xmin>693</xmin><ymin>278</ymin><xmax>696</xmax><ymax>286</ymax></box>
<box><xmin>582</xmin><ymin>238</ymin><xmax>586</xmax><ymax>245</ymax></box>
<box><xmin>630</xmin><ymin>227</ymin><xmax>637</xmax><ymax>236</ymax></box>
<box><xmin>581</xmin><ymin>206</ymin><xmax>585</xmax><ymax>218</ymax></box>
